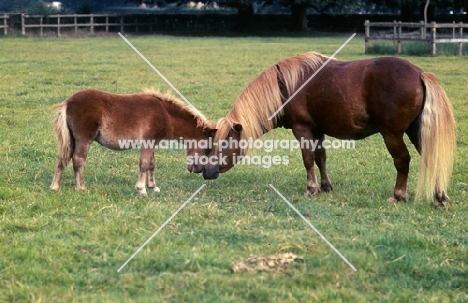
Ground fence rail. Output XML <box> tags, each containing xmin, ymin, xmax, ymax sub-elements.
<box><xmin>0</xmin><ymin>14</ymin><xmax>8</xmax><ymax>35</ymax></box>
<box><xmin>364</xmin><ymin>20</ymin><xmax>468</xmax><ymax>55</ymax></box>
<box><xmin>20</xmin><ymin>14</ymin><xmax>155</xmax><ymax>36</ymax></box>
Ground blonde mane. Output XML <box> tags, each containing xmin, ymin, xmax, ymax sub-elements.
<box><xmin>142</xmin><ymin>89</ymin><xmax>213</xmax><ymax>130</ymax></box>
<box><xmin>215</xmin><ymin>52</ymin><xmax>328</xmax><ymax>155</ymax></box>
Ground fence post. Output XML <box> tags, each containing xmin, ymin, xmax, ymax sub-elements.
<box><xmin>106</xmin><ymin>16</ymin><xmax>109</xmax><ymax>32</ymax></box>
<box><xmin>364</xmin><ymin>20</ymin><xmax>369</xmax><ymax>53</ymax></box>
<box><xmin>431</xmin><ymin>22</ymin><xmax>436</xmax><ymax>56</ymax></box>
<box><xmin>40</xmin><ymin>16</ymin><xmax>43</xmax><ymax>36</ymax></box>
<box><xmin>21</xmin><ymin>14</ymin><xmax>25</xmax><ymax>35</ymax></box>
<box><xmin>3</xmin><ymin>14</ymin><xmax>7</xmax><ymax>35</ymax></box>
<box><xmin>397</xmin><ymin>21</ymin><xmax>402</xmax><ymax>53</ymax></box>
<box><xmin>419</xmin><ymin>20</ymin><xmax>425</xmax><ymax>40</ymax></box>
<box><xmin>459</xmin><ymin>22</ymin><xmax>463</xmax><ymax>56</ymax></box>
<box><xmin>120</xmin><ymin>16</ymin><xmax>124</xmax><ymax>33</ymax></box>
<box><xmin>57</xmin><ymin>15</ymin><xmax>61</xmax><ymax>36</ymax></box>
<box><xmin>452</xmin><ymin>21</ymin><xmax>456</xmax><ymax>39</ymax></box>
<box><xmin>74</xmin><ymin>14</ymin><xmax>77</xmax><ymax>33</ymax></box>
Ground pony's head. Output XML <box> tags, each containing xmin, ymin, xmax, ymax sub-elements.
<box><xmin>201</xmin><ymin>117</ymin><xmax>245</xmax><ymax>179</ymax></box>
<box><xmin>150</xmin><ymin>90</ymin><xmax>217</xmax><ymax>175</ymax></box>
<box><xmin>185</xmin><ymin>121</ymin><xmax>218</xmax><ymax>174</ymax></box>
<box><xmin>200</xmin><ymin>52</ymin><xmax>325</xmax><ymax>179</ymax></box>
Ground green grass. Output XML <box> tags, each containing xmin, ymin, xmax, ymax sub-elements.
<box><xmin>0</xmin><ymin>34</ymin><xmax>467</xmax><ymax>302</ymax></box>
<box><xmin>366</xmin><ymin>40</ymin><xmax>466</xmax><ymax>56</ymax></box>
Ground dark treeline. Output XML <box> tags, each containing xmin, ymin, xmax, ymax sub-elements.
<box><xmin>1</xmin><ymin>0</ymin><xmax>466</xmax><ymax>33</ymax></box>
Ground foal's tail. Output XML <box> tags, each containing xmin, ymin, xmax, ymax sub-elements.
<box><xmin>53</xmin><ymin>101</ymin><xmax>73</xmax><ymax>167</ymax></box>
<box><xmin>416</xmin><ymin>72</ymin><xmax>456</xmax><ymax>201</ymax></box>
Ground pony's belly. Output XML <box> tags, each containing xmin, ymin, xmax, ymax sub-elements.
<box><xmin>95</xmin><ymin>135</ymin><xmax>126</xmax><ymax>150</ymax></box>
<box><xmin>321</xmin><ymin>119</ymin><xmax>379</xmax><ymax>140</ymax></box>
<box><xmin>326</xmin><ymin>129</ymin><xmax>378</xmax><ymax>140</ymax></box>
<box><xmin>95</xmin><ymin>131</ymin><xmax>133</xmax><ymax>150</ymax></box>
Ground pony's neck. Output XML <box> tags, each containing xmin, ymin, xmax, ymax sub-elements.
<box><xmin>163</xmin><ymin>102</ymin><xmax>207</xmax><ymax>140</ymax></box>
<box><xmin>227</xmin><ymin>61</ymin><xmax>289</xmax><ymax>142</ymax></box>
<box><xmin>228</xmin><ymin>51</ymin><xmax>327</xmax><ymax>142</ymax></box>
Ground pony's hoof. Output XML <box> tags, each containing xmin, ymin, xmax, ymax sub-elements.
<box><xmin>434</xmin><ymin>200</ymin><xmax>447</xmax><ymax>208</ymax></box>
<box><xmin>304</xmin><ymin>187</ymin><xmax>320</xmax><ymax>196</ymax></box>
<box><xmin>434</xmin><ymin>194</ymin><xmax>449</xmax><ymax>208</ymax></box>
<box><xmin>50</xmin><ymin>185</ymin><xmax>60</xmax><ymax>191</ymax></box>
<box><xmin>387</xmin><ymin>195</ymin><xmax>408</xmax><ymax>203</ymax></box>
<box><xmin>75</xmin><ymin>186</ymin><xmax>87</xmax><ymax>192</ymax></box>
<box><xmin>321</xmin><ymin>185</ymin><xmax>333</xmax><ymax>193</ymax></box>
<box><xmin>434</xmin><ymin>192</ymin><xmax>449</xmax><ymax>208</ymax></box>
<box><xmin>153</xmin><ymin>186</ymin><xmax>160</xmax><ymax>193</ymax></box>
<box><xmin>136</xmin><ymin>187</ymin><xmax>147</xmax><ymax>195</ymax></box>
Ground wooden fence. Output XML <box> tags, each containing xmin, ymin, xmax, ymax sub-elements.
<box><xmin>0</xmin><ymin>14</ymin><xmax>8</xmax><ymax>35</ymax></box>
<box><xmin>20</xmin><ymin>14</ymin><xmax>155</xmax><ymax>36</ymax></box>
<box><xmin>364</xmin><ymin>20</ymin><xmax>468</xmax><ymax>55</ymax></box>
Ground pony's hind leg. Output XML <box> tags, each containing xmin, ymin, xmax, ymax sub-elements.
<box><xmin>72</xmin><ymin>140</ymin><xmax>92</xmax><ymax>191</ymax></box>
<box><xmin>314</xmin><ymin>134</ymin><xmax>333</xmax><ymax>192</ymax></box>
<box><xmin>135</xmin><ymin>148</ymin><xmax>154</xmax><ymax>194</ymax></box>
<box><xmin>146</xmin><ymin>151</ymin><xmax>160</xmax><ymax>193</ymax></box>
<box><xmin>382</xmin><ymin>133</ymin><xmax>411</xmax><ymax>202</ymax></box>
<box><xmin>50</xmin><ymin>157</ymin><xmax>71</xmax><ymax>190</ymax></box>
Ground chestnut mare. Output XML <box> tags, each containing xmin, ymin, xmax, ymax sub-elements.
<box><xmin>50</xmin><ymin>89</ymin><xmax>215</xmax><ymax>194</ymax></box>
<box><xmin>200</xmin><ymin>52</ymin><xmax>456</xmax><ymax>207</ymax></box>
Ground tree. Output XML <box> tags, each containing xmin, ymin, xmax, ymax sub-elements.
<box><xmin>282</xmin><ymin>0</ymin><xmax>364</xmax><ymax>32</ymax></box>
<box><xmin>367</xmin><ymin>0</ymin><xmax>467</xmax><ymax>22</ymax></box>
<box><xmin>218</xmin><ymin>0</ymin><xmax>257</xmax><ymax>31</ymax></box>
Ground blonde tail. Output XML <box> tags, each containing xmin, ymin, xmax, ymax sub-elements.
<box><xmin>416</xmin><ymin>72</ymin><xmax>456</xmax><ymax>202</ymax></box>
<box><xmin>53</xmin><ymin>101</ymin><xmax>72</xmax><ymax>166</ymax></box>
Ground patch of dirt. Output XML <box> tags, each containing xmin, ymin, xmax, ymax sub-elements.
<box><xmin>232</xmin><ymin>253</ymin><xmax>302</xmax><ymax>273</ymax></box>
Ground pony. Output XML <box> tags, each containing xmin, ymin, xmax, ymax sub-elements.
<box><xmin>200</xmin><ymin>52</ymin><xmax>456</xmax><ymax>207</ymax></box>
<box><xmin>50</xmin><ymin>89</ymin><xmax>216</xmax><ymax>194</ymax></box>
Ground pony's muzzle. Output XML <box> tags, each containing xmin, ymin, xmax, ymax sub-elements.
<box><xmin>187</xmin><ymin>164</ymin><xmax>203</xmax><ymax>174</ymax></box>
<box><xmin>202</xmin><ymin>167</ymin><xmax>220</xmax><ymax>180</ymax></box>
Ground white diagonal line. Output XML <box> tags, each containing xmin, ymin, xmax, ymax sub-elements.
<box><xmin>268</xmin><ymin>184</ymin><xmax>357</xmax><ymax>271</ymax></box>
<box><xmin>118</xmin><ymin>32</ymin><xmax>207</xmax><ymax>120</ymax></box>
<box><xmin>268</xmin><ymin>33</ymin><xmax>356</xmax><ymax>120</ymax></box>
<box><xmin>117</xmin><ymin>184</ymin><xmax>206</xmax><ymax>272</ymax></box>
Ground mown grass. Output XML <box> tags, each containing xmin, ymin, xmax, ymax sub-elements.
<box><xmin>0</xmin><ymin>34</ymin><xmax>467</xmax><ymax>302</ymax></box>
<box><xmin>366</xmin><ymin>40</ymin><xmax>466</xmax><ymax>56</ymax></box>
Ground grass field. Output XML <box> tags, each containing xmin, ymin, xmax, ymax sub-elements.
<box><xmin>0</xmin><ymin>34</ymin><xmax>467</xmax><ymax>302</ymax></box>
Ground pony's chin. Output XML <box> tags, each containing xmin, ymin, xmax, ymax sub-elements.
<box><xmin>202</xmin><ymin>168</ymin><xmax>219</xmax><ymax>180</ymax></box>
<box><xmin>187</xmin><ymin>165</ymin><xmax>203</xmax><ymax>174</ymax></box>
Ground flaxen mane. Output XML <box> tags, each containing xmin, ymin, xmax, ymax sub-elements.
<box><xmin>214</xmin><ymin>52</ymin><xmax>328</xmax><ymax>155</ymax></box>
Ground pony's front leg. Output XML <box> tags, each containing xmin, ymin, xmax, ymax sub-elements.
<box><xmin>293</xmin><ymin>126</ymin><xmax>320</xmax><ymax>196</ymax></box>
<box><xmin>135</xmin><ymin>148</ymin><xmax>153</xmax><ymax>195</ymax></box>
<box><xmin>146</xmin><ymin>151</ymin><xmax>160</xmax><ymax>193</ymax></box>
<box><xmin>314</xmin><ymin>134</ymin><xmax>333</xmax><ymax>192</ymax></box>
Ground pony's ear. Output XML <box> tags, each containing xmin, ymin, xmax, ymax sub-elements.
<box><xmin>232</xmin><ymin>123</ymin><xmax>243</xmax><ymax>132</ymax></box>
<box><xmin>208</xmin><ymin>128</ymin><xmax>217</xmax><ymax>137</ymax></box>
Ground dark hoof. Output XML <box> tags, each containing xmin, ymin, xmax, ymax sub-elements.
<box><xmin>433</xmin><ymin>201</ymin><xmax>447</xmax><ymax>208</ymax></box>
<box><xmin>321</xmin><ymin>185</ymin><xmax>333</xmax><ymax>193</ymax></box>
<box><xmin>434</xmin><ymin>193</ymin><xmax>449</xmax><ymax>208</ymax></box>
